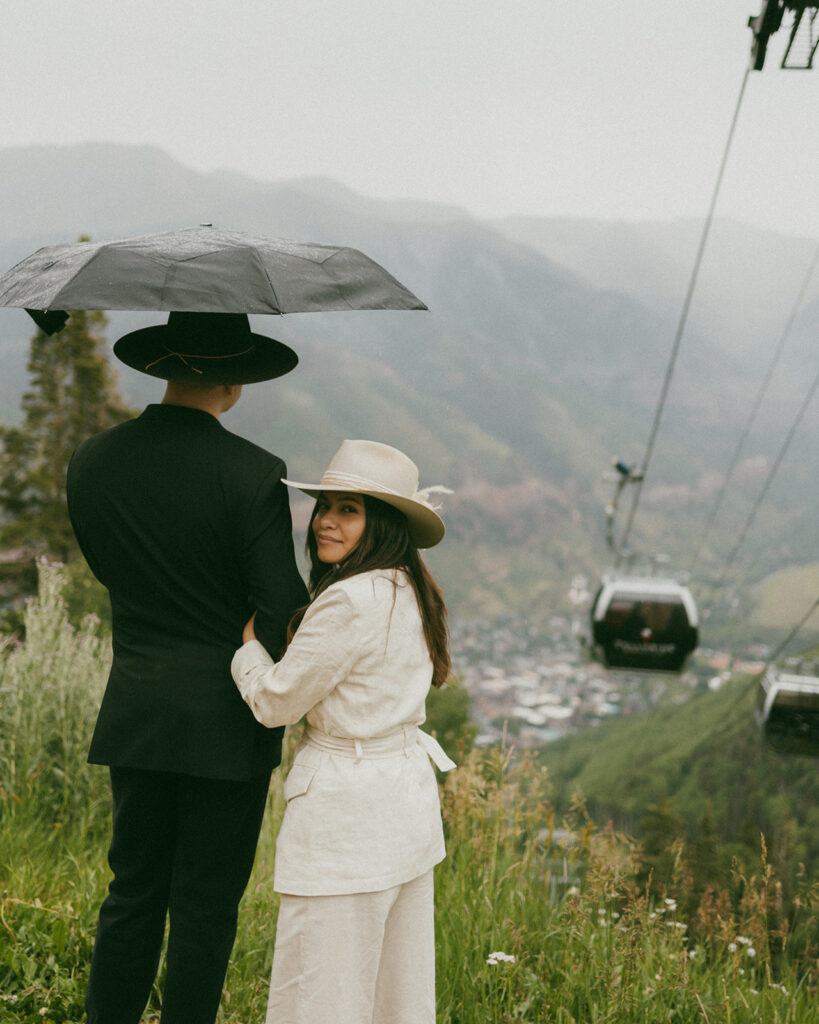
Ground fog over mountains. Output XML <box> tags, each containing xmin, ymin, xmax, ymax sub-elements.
<box><xmin>1</xmin><ymin>143</ymin><xmax>817</xmax><ymax>636</ymax></box>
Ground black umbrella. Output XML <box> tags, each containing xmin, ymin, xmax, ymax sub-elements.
<box><xmin>0</xmin><ymin>226</ymin><xmax>426</xmax><ymax>334</ymax></box>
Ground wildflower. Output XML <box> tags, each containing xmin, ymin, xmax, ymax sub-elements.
<box><xmin>736</xmin><ymin>935</ymin><xmax>751</xmax><ymax>945</ymax></box>
<box><xmin>612</xmin><ymin>911</ymin><xmax>620</xmax><ymax>919</ymax></box>
<box><xmin>773</xmin><ymin>983</ymin><xmax>788</xmax><ymax>995</ymax></box>
<box><xmin>747</xmin><ymin>947</ymin><xmax>756</xmax><ymax>959</ymax></box>
<box><xmin>689</xmin><ymin>950</ymin><xmax>697</xmax><ymax>959</ymax></box>
<box><xmin>567</xmin><ymin>886</ymin><xmax>579</xmax><ymax>896</ymax></box>
<box><xmin>664</xmin><ymin>898</ymin><xmax>677</xmax><ymax>912</ymax></box>
<box><xmin>728</xmin><ymin>942</ymin><xmax>737</xmax><ymax>953</ymax></box>
<box><xmin>598</xmin><ymin>909</ymin><xmax>606</xmax><ymax>916</ymax></box>
<box><xmin>486</xmin><ymin>951</ymin><xmax>517</xmax><ymax>965</ymax></box>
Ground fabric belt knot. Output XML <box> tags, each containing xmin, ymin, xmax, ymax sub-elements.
<box><xmin>304</xmin><ymin>725</ymin><xmax>456</xmax><ymax>772</ymax></box>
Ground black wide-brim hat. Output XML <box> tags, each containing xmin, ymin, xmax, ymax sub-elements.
<box><xmin>114</xmin><ymin>311</ymin><xmax>298</xmax><ymax>384</ymax></box>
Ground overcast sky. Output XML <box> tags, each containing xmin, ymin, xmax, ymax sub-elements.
<box><xmin>4</xmin><ymin>0</ymin><xmax>818</xmax><ymax>237</ymax></box>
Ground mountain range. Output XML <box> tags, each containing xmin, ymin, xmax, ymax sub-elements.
<box><xmin>1</xmin><ymin>142</ymin><xmax>817</xmax><ymax>644</ymax></box>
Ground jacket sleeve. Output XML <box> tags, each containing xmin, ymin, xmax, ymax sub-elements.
<box><xmin>239</xmin><ymin>463</ymin><xmax>309</xmax><ymax>658</ymax></box>
<box><xmin>231</xmin><ymin>585</ymin><xmax>359</xmax><ymax>727</ymax></box>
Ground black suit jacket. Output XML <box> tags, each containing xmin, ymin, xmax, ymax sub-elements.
<box><xmin>66</xmin><ymin>403</ymin><xmax>309</xmax><ymax>780</ymax></box>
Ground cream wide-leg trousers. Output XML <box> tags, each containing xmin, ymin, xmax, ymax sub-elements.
<box><xmin>265</xmin><ymin>868</ymin><xmax>435</xmax><ymax>1024</ymax></box>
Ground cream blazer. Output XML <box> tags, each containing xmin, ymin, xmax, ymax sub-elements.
<box><xmin>231</xmin><ymin>569</ymin><xmax>452</xmax><ymax>896</ymax></box>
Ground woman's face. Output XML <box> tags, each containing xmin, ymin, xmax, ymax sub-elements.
<box><xmin>312</xmin><ymin>491</ymin><xmax>367</xmax><ymax>563</ymax></box>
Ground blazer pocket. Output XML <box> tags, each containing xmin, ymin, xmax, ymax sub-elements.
<box><xmin>283</xmin><ymin>763</ymin><xmax>317</xmax><ymax>802</ymax></box>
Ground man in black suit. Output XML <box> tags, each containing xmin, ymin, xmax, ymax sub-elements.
<box><xmin>66</xmin><ymin>312</ymin><xmax>309</xmax><ymax>1024</ymax></box>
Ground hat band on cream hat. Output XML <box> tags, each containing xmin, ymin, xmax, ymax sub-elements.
<box><xmin>283</xmin><ymin>440</ymin><xmax>450</xmax><ymax>548</ymax></box>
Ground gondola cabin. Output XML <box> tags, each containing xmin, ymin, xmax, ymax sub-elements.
<box><xmin>590</xmin><ymin>576</ymin><xmax>699</xmax><ymax>673</ymax></box>
<box><xmin>756</xmin><ymin>664</ymin><xmax>819</xmax><ymax>756</ymax></box>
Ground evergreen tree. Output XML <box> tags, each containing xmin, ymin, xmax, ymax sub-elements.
<box><xmin>0</xmin><ymin>306</ymin><xmax>135</xmax><ymax>620</ymax></box>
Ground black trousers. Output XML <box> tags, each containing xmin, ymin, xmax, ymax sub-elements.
<box><xmin>85</xmin><ymin>766</ymin><xmax>270</xmax><ymax>1024</ymax></box>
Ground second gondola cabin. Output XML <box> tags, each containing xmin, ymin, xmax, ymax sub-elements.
<box><xmin>590</xmin><ymin>574</ymin><xmax>699</xmax><ymax>673</ymax></box>
<box><xmin>756</xmin><ymin>662</ymin><xmax>819</xmax><ymax>757</ymax></box>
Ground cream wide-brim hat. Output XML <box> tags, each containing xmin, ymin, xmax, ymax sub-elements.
<box><xmin>283</xmin><ymin>439</ymin><xmax>448</xmax><ymax>548</ymax></box>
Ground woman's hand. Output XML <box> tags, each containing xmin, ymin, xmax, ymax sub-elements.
<box><xmin>243</xmin><ymin>611</ymin><xmax>258</xmax><ymax>644</ymax></box>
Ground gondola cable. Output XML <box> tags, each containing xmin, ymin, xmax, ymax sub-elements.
<box><xmin>703</xmin><ymin>356</ymin><xmax>819</xmax><ymax>608</ymax></box>
<box><xmin>617</xmin><ymin>68</ymin><xmax>752</xmax><ymax>556</ymax></box>
<box><xmin>688</xmin><ymin>241</ymin><xmax>819</xmax><ymax>577</ymax></box>
<box><xmin>591</xmin><ymin>67</ymin><xmax>752</xmax><ymax>675</ymax></box>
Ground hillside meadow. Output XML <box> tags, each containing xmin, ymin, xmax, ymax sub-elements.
<box><xmin>2</xmin><ymin>563</ymin><xmax>819</xmax><ymax>1023</ymax></box>
<box><xmin>749</xmin><ymin>563</ymin><xmax>819</xmax><ymax>633</ymax></box>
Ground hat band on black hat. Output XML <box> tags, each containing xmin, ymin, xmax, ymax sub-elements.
<box><xmin>144</xmin><ymin>344</ymin><xmax>255</xmax><ymax>375</ymax></box>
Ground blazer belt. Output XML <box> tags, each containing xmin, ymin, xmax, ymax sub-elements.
<box><xmin>304</xmin><ymin>724</ymin><xmax>456</xmax><ymax>772</ymax></box>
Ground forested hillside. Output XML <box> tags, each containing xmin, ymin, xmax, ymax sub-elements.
<box><xmin>542</xmin><ymin>667</ymin><xmax>819</xmax><ymax>900</ymax></box>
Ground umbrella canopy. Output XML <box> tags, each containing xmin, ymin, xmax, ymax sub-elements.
<box><xmin>0</xmin><ymin>226</ymin><xmax>426</xmax><ymax>332</ymax></box>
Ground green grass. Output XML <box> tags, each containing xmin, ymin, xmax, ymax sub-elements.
<box><xmin>2</xmin><ymin>563</ymin><xmax>819</xmax><ymax>1022</ymax></box>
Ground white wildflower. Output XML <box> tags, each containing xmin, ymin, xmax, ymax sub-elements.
<box><xmin>664</xmin><ymin>898</ymin><xmax>677</xmax><ymax>911</ymax></box>
<box><xmin>736</xmin><ymin>935</ymin><xmax>751</xmax><ymax>945</ymax></box>
<box><xmin>747</xmin><ymin>947</ymin><xmax>756</xmax><ymax>959</ymax></box>
<box><xmin>728</xmin><ymin>942</ymin><xmax>737</xmax><ymax>953</ymax></box>
<box><xmin>486</xmin><ymin>951</ymin><xmax>517</xmax><ymax>965</ymax></box>
<box><xmin>689</xmin><ymin>950</ymin><xmax>697</xmax><ymax>959</ymax></box>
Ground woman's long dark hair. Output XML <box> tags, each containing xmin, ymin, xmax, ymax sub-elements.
<box><xmin>287</xmin><ymin>494</ymin><xmax>450</xmax><ymax>688</ymax></box>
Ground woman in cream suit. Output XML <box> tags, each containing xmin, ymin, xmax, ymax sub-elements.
<box><xmin>232</xmin><ymin>439</ymin><xmax>455</xmax><ymax>1024</ymax></box>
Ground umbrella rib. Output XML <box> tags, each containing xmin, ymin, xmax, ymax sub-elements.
<box><xmin>49</xmin><ymin>246</ymin><xmax>110</xmax><ymax>309</ymax></box>
<box><xmin>249</xmin><ymin>248</ymin><xmax>284</xmax><ymax>312</ymax></box>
